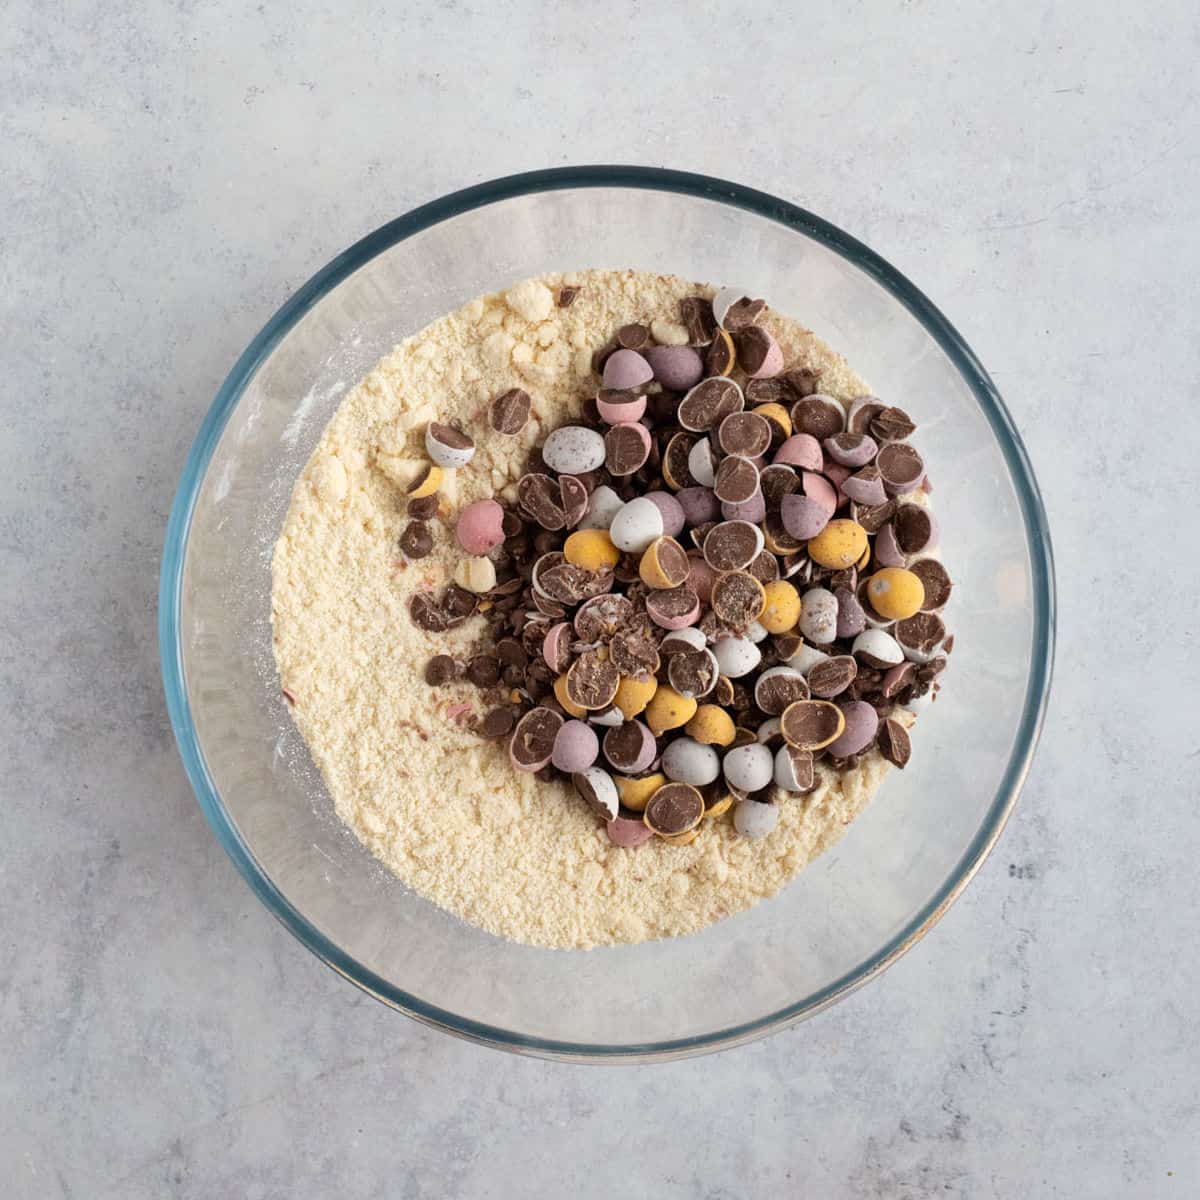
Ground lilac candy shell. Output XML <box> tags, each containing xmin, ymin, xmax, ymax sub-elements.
<box><xmin>607</xmin><ymin>814</ymin><xmax>655</xmax><ymax>848</ymax></box>
<box><xmin>822</xmin><ymin>462</ymin><xmax>853</xmax><ymax>510</ymax></box>
<box><xmin>801</xmin><ymin>471</ymin><xmax>838</xmax><ymax>517</ymax></box>
<box><xmin>746</xmin><ymin>331</ymin><xmax>784</xmax><ymax>379</ymax></box>
<box><xmin>722</xmin><ymin>490</ymin><xmax>766</xmax><ymax>524</ymax></box>
<box><xmin>645</xmin><ymin>345</ymin><xmax>704</xmax><ymax>391</ymax></box>
<box><xmin>875</xmin><ymin>522</ymin><xmax>906</xmax><ymax>567</ymax></box>
<box><xmin>542</xmin><ymin>621</ymin><xmax>573</xmax><ymax>671</ymax></box>
<box><xmin>676</xmin><ymin>486</ymin><xmax>721</xmax><ymax>526</ymax></box>
<box><xmin>552</xmin><ymin>720</ymin><xmax>600</xmax><ymax>773</ymax></box>
<box><xmin>827</xmin><ymin>701</ymin><xmax>879</xmax><ymax>758</ymax></box>
<box><xmin>644</xmin><ymin>491</ymin><xmax>686</xmax><ymax>538</ymax></box>
<box><xmin>686</xmin><ymin>554</ymin><xmax>717</xmax><ymax>605</ymax></box>
<box><xmin>823</xmin><ymin>435</ymin><xmax>878</xmax><ymax>468</ymax></box>
<box><xmin>596</xmin><ymin>392</ymin><xmax>647</xmax><ymax>424</ymax></box>
<box><xmin>602</xmin><ymin>348</ymin><xmax>654</xmax><ymax>390</ymax></box>
<box><xmin>455</xmin><ymin>498</ymin><xmax>505</xmax><ymax>555</ymax></box>
<box><xmin>834</xmin><ymin>587</ymin><xmax>867</xmax><ymax>639</ymax></box>
<box><xmin>773</xmin><ymin>434</ymin><xmax>823</xmax><ymax>471</ymax></box>
<box><xmin>780</xmin><ymin>493</ymin><xmax>830</xmax><ymax>540</ymax></box>
<box><xmin>842</xmin><ymin>470</ymin><xmax>888</xmax><ymax>506</ymax></box>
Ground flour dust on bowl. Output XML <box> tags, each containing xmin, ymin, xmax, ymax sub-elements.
<box><xmin>160</xmin><ymin>167</ymin><xmax>1054</xmax><ymax>1061</ymax></box>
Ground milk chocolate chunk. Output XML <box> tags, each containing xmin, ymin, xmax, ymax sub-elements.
<box><xmin>518</xmin><ymin>473</ymin><xmax>567</xmax><ymax>530</ymax></box>
<box><xmin>779</xmin><ymin>699</ymin><xmax>845</xmax><ymax>751</ymax></box>
<box><xmin>489</xmin><ymin>388</ymin><xmax>532</xmax><ymax>435</ymax></box>
<box><xmin>566</xmin><ymin>652</ymin><xmax>620</xmax><ymax>710</ymax></box>
<box><xmin>806</xmin><ymin>655</ymin><xmax>858</xmax><ymax>699</ymax></box>
<box><xmin>878</xmin><ymin>718</ymin><xmax>912</xmax><ymax>768</ymax></box>
<box><xmin>510</xmin><ymin>706</ymin><xmax>563</xmax><ymax>771</ymax></box>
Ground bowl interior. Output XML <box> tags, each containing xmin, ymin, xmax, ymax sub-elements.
<box><xmin>166</xmin><ymin>175</ymin><xmax>1050</xmax><ymax>1058</ymax></box>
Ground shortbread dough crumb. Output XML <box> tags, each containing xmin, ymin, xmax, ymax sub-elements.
<box><xmin>271</xmin><ymin>270</ymin><xmax>907</xmax><ymax>949</ymax></box>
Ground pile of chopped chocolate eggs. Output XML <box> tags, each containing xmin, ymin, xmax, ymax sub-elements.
<box><xmin>406</xmin><ymin>287</ymin><xmax>951</xmax><ymax>848</ymax></box>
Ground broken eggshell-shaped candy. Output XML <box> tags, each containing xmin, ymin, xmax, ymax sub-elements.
<box><xmin>773</xmin><ymin>433</ymin><xmax>824</xmax><ymax>471</ymax></box>
<box><xmin>541</xmin><ymin>425</ymin><xmax>607</xmax><ymax>474</ymax></box>
<box><xmin>602</xmin><ymin>719</ymin><xmax>658</xmax><ymax>774</ymax></box>
<box><xmin>873</xmin><ymin>522</ymin><xmax>907</xmax><ymax>568</ymax></box>
<box><xmin>579</xmin><ymin>484</ymin><xmax>624</xmax><ymax>531</ymax></box>
<box><xmin>852</xmin><ymin>628</ymin><xmax>906</xmax><ymax>668</ymax></box>
<box><xmin>774</xmin><ymin>744</ymin><xmax>815</xmax><ymax>792</ymax></box>
<box><xmin>721</xmin><ymin>490</ymin><xmax>766</xmax><ymax>524</ymax></box>
<box><xmin>541</xmin><ymin>620</ymin><xmax>573</xmax><ymax>673</ymax></box>
<box><xmin>604</xmin><ymin>421</ymin><xmax>652</xmax><ymax>475</ymax></box>
<box><xmin>563</xmin><ymin>528</ymin><xmax>621</xmax><ymax>571</ymax></box>
<box><xmin>645</xmin><ymin>585</ymin><xmax>702</xmax><ymax>630</ymax></box>
<box><xmin>455</xmin><ymin>498</ymin><xmax>506</xmax><ymax>555</ymax></box>
<box><xmin>606</xmin><ymin>813</ymin><xmax>655</xmax><ymax>847</ymax></box>
<box><xmin>834</xmin><ymin>586</ymin><xmax>867</xmax><ymax>639</ymax></box>
<box><xmin>425</xmin><ymin>422</ymin><xmax>476</xmax><ymax>469</ymax></box>
<box><xmin>675</xmin><ymin>485</ymin><xmax>721</xmax><ymax>527</ymax></box>
<box><xmin>609</xmin><ymin>496</ymin><xmax>664</xmax><ymax>553</ymax></box>
<box><xmin>734</xmin><ymin>799</ymin><xmax>779</xmax><ymax>839</ymax></box>
<box><xmin>595</xmin><ymin>391</ymin><xmax>647</xmax><ymax>424</ymax></box>
<box><xmin>800</xmin><ymin>470</ymin><xmax>839</xmax><ymax>517</ymax></box>
<box><xmin>602</xmin><ymin>348</ymin><xmax>654</xmax><ymax>390</ymax></box>
<box><xmin>509</xmin><ymin>707</ymin><xmax>564</xmax><ymax>772</ymax></box>
<box><xmin>645</xmin><ymin>345</ymin><xmax>704</xmax><ymax>391</ymax></box>
<box><xmin>573</xmin><ymin>767</ymin><xmax>619</xmax><ymax>821</ymax></box>
<box><xmin>551</xmin><ymin>720</ymin><xmax>600</xmax><ymax>773</ymax></box>
<box><xmin>687</xmin><ymin>437</ymin><xmax>719</xmax><ymax>488</ymax></box>
<box><xmin>644</xmin><ymin>685</ymin><xmax>699</xmax><ymax>735</ymax></box>
<box><xmin>788</xmin><ymin>642</ymin><xmax>830</xmax><ymax>676</ymax></box>
<box><xmin>823</xmin><ymin>432</ymin><xmax>877</xmax><ymax>468</ymax></box>
<box><xmin>780</xmin><ymin>493</ymin><xmax>830</xmax><ymax>541</ymax></box>
<box><xmin>799</xmin><ymin>587</ymin><xmax>839</xmax><ymax>645</ymax></box>
<box><xmin>712</xmin><ymin>635</ymin><xmax>761</xmax><ymax>679</ymax></box>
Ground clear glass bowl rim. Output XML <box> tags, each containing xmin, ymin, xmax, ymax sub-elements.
<box><xmin>159</xmin><ymin>166</ymin><xmax>1056</xmax><ymax>1062</ymax></box>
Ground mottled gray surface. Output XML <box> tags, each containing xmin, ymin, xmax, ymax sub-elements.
<box><xmin>2</xmin><ymin>2</ymin><xmax>1197</xmax><ymax>1196</ymax></box>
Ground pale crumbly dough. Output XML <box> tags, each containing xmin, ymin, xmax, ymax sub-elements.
<box><xmin>272</xmin><ymin>269</ymin><xmax>908</xmax><ymax>949</ymax></box>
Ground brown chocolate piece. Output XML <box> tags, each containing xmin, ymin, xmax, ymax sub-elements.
<box><xmin>747</xmin><ymin>549</ymin><xmax>780</xmax><ymax>584</ymax></box>
<box><xmin>489</xmin><ymin>388</ymin><xmax>532</xmax><ymax>435</ymax></box>
<box><xmin>894</xmin><ymin>505</ymin><xmax>936</xmax><ymax>555</ymax></box>
<box><xmin>428</xmin><ymin>421</ymin><xmax>473</xmax><ymax>453</ymax></box>
<box><xmin>722</xmin><ymin>296</ymin><xmax>766</xmax><ymax>330</ymax></box>
<box><xmin>466</xmin><ymin>654</ymin><xmax>502</xmax><ymax>687</ymax></box>
<box><xmin>496</xmin><ymin>637</ymin><xmax>529</xmax><ymax>669</ymax></box>
<box><xmin>510</xmin><ymin>706</ymin><xmax>563</xmax><ymax>769</ymax></box>
<box><xmin>566</xmin><ymin>652</ymin><xmax>620</xmax><ymax>710</ymax></box>
<box><xmin>896</xmin><ymin>612</ymin><xmax>946</xmax><ymax>658</ymax></box>
<box><xmin>610</xmin><ymin>626</ymin><xmax>661</xmax><ymax>677</ymax></box>
<box><xmin>877</xmin><ymin>442</ymin><xmax>925</xmax><ymax>494</ymax></box>
<box><xmin>710</xmin><ymin>571</ymin><xmax>765</xmax><ymax>628</ymax></box>
<box><xmin>847</xmin><ymin>399</ymin><xmax>885</xmax><ymax>435</ymax></box>
<box><xmin>557</xmin><ymin>286</ymin><xmax>580</xmax><ymax>308</ymax></box>
<box><xmin>603</xmin><ymin>720</ymin><xmax>653</xmax><ymax>772</ymax></box>
<box><xmin>541</xmin><ymin>562</ymin><xmax>613</xmax><ymax>604</ymax></box>
<box><xmin>870</xmin><ymin>406</ymin><xmax>917</xmax><ymax>442</ymax></box>
<box><xmin>704</xmin><ymin>521</ymin><xmax>762</xmax><ymax>572</ymax></box>
<box><xmin>605</xmin><ymin>423</ymin><xmax>650</xmax><ymax>476</ymax></box>
<box><xmin>780</xmin><ymin>699</ymin><xmax>845</xmax><ymax>751</ymax></box>
<box><xmin>878</xmin><ymin>718</ymin><xmax>911</xmax><ymax>768</ymax></box>
<box><xmin>667</xmin><ymin>648</ymin><xmax>718</xmax><ymax>699</ymax></box>
<box><xmin>479</xmin><ymin>707</ymin><xmax>516</xmax><ymax>738</ymax></box>
<box><xmin>399</xmin><ymin>521</ymin><xmax>434</xmax><ymax>559</ymax></box>
<box><xmin>574</xmin><ymin>594</ymin><xmax>633</xmax><ymax>643</ymax></box>
<box><xmin>705</xmin><ymin>329</ymin><xmax>736</xmax><ymax>376</ymax></box>
<box><xmin>735</xmin><ymin>325</ymin><xmax>774</xmax><ymax>375</ymax></box>
<box><xmin>852</xmin><ymin>497</ymin><xmax>897</xmax><ymax>534</ymax></box>
<box><xmin>617</xmin><ymin>323</ymin><xmax>651</xmax><ymax>351</ymax></box>
<box><xmin>880</xmin><ymin>661</ymin><xmax>916</xmax><ymax>699</ymax></box>
<box><xmin>718</xmin><ymin>410</ymin><xmax>772</xmax><ymax>459</ymax></box>
<box><xmin>713</xmin><ymin>675</ymin><xmax>736</xmax><ymax>707</ymax></box>
<box><xmin>679</xmin><ymin>296</ymin><xmax>717</xmax><ymax>346</ymax></box>
<box><xmin>773</xmin><ymin>633</ymin><xmax>803</xmax><ymax>661</ymax></box>
<box><xmin>404</xmin><ymin>464</ymin><xmax>437</xmax><ymax>497</ymax></box>
<box><xmin>909</xmin><ymin>558</ymin><xmax>952</xmax><ymax>610</ymax></box>
<box><xmin>762</xmin><ymin>511</ymin><xmax>803</xmax><ymax>554</ymax></box>
<box><xmin>662</xmin><ymin>431</ymin><xmax>700</xmax><ymax>489</ymax></box>
<box><xmin>745</xmin><ymin>367</ymin><xmax>820</xmax><ymax>405</ymax></box>
<box><xmin>424</xmin><ymin>654</ymin><xmax>459</xmax><ymax>685</ymax></box>
<box><xmin>713</xmin><ymin>455</ymin><xmax>760</xmax><ymax>504</ymax></box>
<box><xmin>558</xmin><ymin>475</ymin><xmax>590</xmax><ymax>528</ymax></box>
<box><xmin>807</xmin><ymin>655</ymin><xmax>858</xmax><ymax>699</ymax></box>
<box><xmin>518</xmin><ymin>473</ymin><xmax>567</xmax><ymax>530</ymax></box>
<box><xmin>759</xmin><ymin>464</ymin><xmax>800</xmax><ymax>509</ymax></box>
<box><xmin>645</xmin><ymin>537</ymin><xmax>690</xmax><ymax>587</ymax></box>
<box><xmin>644</xmin><ymin>783</ymin><xmax>704</xmax><ymax>835</ymax></box>
<box><xmin>755</xmin><ymin>670</ymin><xmax>810</xmax><ymax>715</ymax></box>
<box><xmin>790</xmin><ymin>396</ymin><xmax>844</xmax><ymax>440</ymax></box>
<box><xmin>409</xmin><ymin>592</ymin><xmax>453</xmax><ymax>633</ymax></box>
<box><xmin>574</xmin><ymin>771</ymin><xmax>617</xmax><ymax>819</ymax></box>
<box><xmin>678</xmin><ymin>377</ymin><xmax>743</xmax><ymax>433</ymax></box>
<box><xmin>407</xmin><ymin>494</ymin><xmax>439</xmax><ymax>520</ymax></box>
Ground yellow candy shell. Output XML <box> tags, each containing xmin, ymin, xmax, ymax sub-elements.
<box><xmin>614</xmin><ymin>674</ymin><xmax>658</xmax><ymax>719</ymax></box>
<box><xmin>703</xmin><ymin>793</ymin><xmax>734</xmax><ymax>820</ymax></box>
<box><xmin>752</xmin><ymin>402</ymin><xmax>791</xmax><ymax>441</ymax></box>
<box><xmin>866</xmin><ymin>567</ymin><xmax>926</xmax><ymax>621</ymax></box>
<box><xmin>563</xmin><ymin>529</ymin><xmax>621</xmax><ymax>571</ymax></box>
<box><xmin>759</xmin><ymin>579</ymin><xmax>801</xmax><ymax>634</ymax></box>
<box><xmin>405</xmin><ymin>463</ymin><xmax>444</xmax><ymax>499</ymax></box>
<box><xmin>685</xmin><ymin>704</ymin><xmax>737</xmax><ymax>746</ymax></box>
<box><xmin>553</xmin><ymin>674</ymin><xmax>587</xmax><ymax>719</ymax></box>
<box><xmin>645</xmin><ymin>685</ymin><xmax>698</xmax><ymax>735</ymax></box>
<box><xmin>807</xmin><ymin>519</ymin><xmax>868</xmax><ymax>568</ymax></box>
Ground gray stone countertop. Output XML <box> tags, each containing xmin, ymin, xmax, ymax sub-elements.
<box><xmin>3</xmin><ymin>2</ymin><xmax>1197</xmax><ymax>1196</ymax></box>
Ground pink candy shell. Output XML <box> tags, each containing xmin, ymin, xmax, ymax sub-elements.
<box><xmin>646</xmin><ymin>591</ymin><xmax>702</xmax><ymax>630</ymax></box>
<box><xmin>801</xmin><ymin>471</ymin><xmax>838</xmax><ymax>517</ymax></box>
<box><xmin>607</xmin><ymin>815</ymin><xmax>655</xmax><ymax>848</ymax></box>
<box><xmin>676</xmin><ymin>486</ymin><xmax>721</xmax><ymax>526</ymax></box>
<box><xmin>722</xmin><ymin>491</ymin><xmax>767</xmax><ymax>524</ymax></box>
<box><xmin>602</xmin><ymin>348</ymin><xmax>654</xmax><ymax>390</ymax></box>
<box><xmin>686</xmin><ymin>554</ymin><xmax>717</xmax><ymax>605</ymax></box>
<box><xmin>780</xmin><ymin>493</ymin><xmax>831</xmax><ymax>540</ymax></box>
<box><xmin>542</xmin><ymin>621</ymin><xmax>573</xmax><ymax>671</ymax></box>
<box><xmin>596</xmin><ymin>392</ymin><xmax>647</xmax><ymax>424</ymax></box>
<box><xmin>773</xmin><ymin>434</ymin><xmax>823</xmax><ymax>471</ymax></box>
<box><xmin>874</xmin><ymin>523</ymin><xmax>906</xmax><ymax>567</ymax></box>
<box><xmin>843</xmin><ymin>470</ymin><xmax>888</xmax><ymax>506</ymax></box>
<box><xmin>551</xmin><ymin>720</ymin><xmax>600</xmax><ymax>774</ymax></box>
<box><xmin>455</xmin><ymin>498</ymin><xmax>505</xmax><ymax>555</ymax></box>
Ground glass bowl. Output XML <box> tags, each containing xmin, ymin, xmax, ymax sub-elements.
<box><xmin>160</xmin><ymin>167</ymin><xmax>1054</xmax><ymax>1061</ymax></box>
